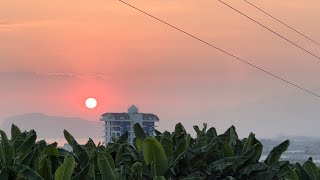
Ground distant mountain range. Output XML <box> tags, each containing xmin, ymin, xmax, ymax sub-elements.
<box><xmin>0</xmin><ymin>113</ymin><xmax>103</xmax><ymax>138</ymax></box>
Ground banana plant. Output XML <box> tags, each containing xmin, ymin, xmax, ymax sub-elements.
<box><xmin>55</xmin><ymin>154</ymin><xmax>75</xmax><ymax>180</ymax></box>
<box><xmin>0</xmin><ymin>125</ymin><xmax>44</xmax><ymax>179</ymax></box>
<box><xmin>2</xmin><ymin>123</ymin><xmax>320</xmax><ymax>180</ymax></box>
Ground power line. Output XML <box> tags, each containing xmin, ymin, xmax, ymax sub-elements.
<box><xmin>243</xmin><ymin>0</ymin><xmax>320</xmax><ymax>47</ymax></box>
<box><xmin>218</xmin><ymin>0</ymin><xmax>320</xmax><ymax>62</ymax></box>
<box><xmin>118</xmin><ymin>0</ymin><xmax>320</xmax><ymax>99</ymax></box>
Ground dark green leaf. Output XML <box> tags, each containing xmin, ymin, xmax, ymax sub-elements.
<box><xmin>64</xmin><ymin>130</ymin><xmax>89</xmax><ymax>168</ymax></box>
<box><xmin>143</xmin><ymin>137</ymin><xmax>168</xmax><ymax>176</ymax></box>
<box><xmin>54</xmin><ymin>154</ymin><xmax>75</xmax><ymax>180</ymax></box>
<box><xmin>134</xmin><ymin>123</ymin><xmax>147</xmax><ymax>150</ymax></box>
<box><xmin>224</xmin><ymin>126</ymin><xmax>238</xmax><ymax>147</ymax></box>
<box><xmin>16</xmin><ymin>130</ymin><xmax>37</xmax><ymax>153</ymax></box>
<box><xmin>72</xmin><ymin>164</ymin><xmax>90</xmax><ymax>180</ymax></box>
<box><xmin>264</xmin><ymin>140</ymin><xmax>289</xmax><ymax>166</ymax></box>
<box><xmin>11</xmin><ymin>124</ymin><xmax>21</xmax><ymax>141</ymax></box>
<box><xmin>0</xmin><ymin>130</ymin><xmax>14</xmax><ymax>166</ymax></box>
<box><xmin>131</xmin><ymin>162</ymin><xmax>142</xmax><ymax>178</ymax></box>
<box><xmin>97</xmin><ymin>152</ymin><xmax>116</xmax><ymax>180</ymax></box>
<box><xmin>0</xmin><ymin>168</ymin><xmax>8</xmax><ymax>180</ymax></box>
<box><xmin>238</xmin><ymin>163</ymin><xmax>267</xmax><ymax>178</ymax></box>
<box><xmin>160</xmin><ymin>135</ymin><xmax>173</xmax><ymax>164</ymax></box>
<box><xmin>303</xmin><ymin>159</ymin><xmax>319</xmax><ymax>180</ymax></box>
<box><xmin>14</xmin><ymin>163</ymin><xmax>44</xmax><ymax>180</ymax></box>
<box><xmin>39</xmin><ymin>157</ymin><xmax>53</xmax><ymax>180</ymax></box>
<box><xmin>153</xmin><ymin>176</ymin><xmax>166</xmax><ymax>180</ymax></box>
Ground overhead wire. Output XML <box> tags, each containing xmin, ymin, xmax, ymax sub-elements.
<box><xmin>118</xmin><ymin>0</ymin><xmax>320</xmax><ymax>99</ymax></box>
<box><xmin>243</xmin><ymin>0</ymin><xmax>320</xmax><ymax>47</ymax></box>
<box><xmin>218</xmin><ymin>0</ymin><xmax>320</xmax><ymax>62</ymax></box>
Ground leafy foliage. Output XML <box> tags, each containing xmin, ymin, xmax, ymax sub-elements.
<box><xmin>0</xmin><ymin>123</ymin><xmax>319</xmax><ymax>179</ymax></box>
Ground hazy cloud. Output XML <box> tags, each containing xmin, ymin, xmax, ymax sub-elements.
<box><xmin>0</xmin><ymin>71</ymin><xmax>111</xmax><ymax>92</ymax></box>
<box><xmin>0</xmin><ymin>71</ymin><xmax>110</xmax><ymax>81</ymax></box>
<box><xmin>47</xmin><ymin>72</ymin><xmax>109</xmax><ymax>80</ymax></box>
<box><xmin>0</xmin><ymin>19</ymin><xmax>74</xmax><ymax>32</ymax></box>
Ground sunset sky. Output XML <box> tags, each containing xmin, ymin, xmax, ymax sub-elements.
<box><xmin>1</xmin><ymin>0</ymin><xmax>320</xmax><ymax>138</ymax></box>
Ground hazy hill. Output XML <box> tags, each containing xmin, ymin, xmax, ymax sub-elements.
<box><xmin>0</xmin><ymin>113</ymin><xmax>103</xmax><ymax>138</ymax></box>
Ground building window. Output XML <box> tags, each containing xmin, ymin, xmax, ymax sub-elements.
<box><xmin>112</xmin><ymin>127</ymin><xmax>120</xmax><ymax>131</ymax></box>
<box><xmin>143</xmin><ymin>121</ymin><xmax>154</xmax><ymax>126</ymax></box>
<box><xmin>112</xmin><ymin>133</ymin><xmax>115</xmax><ymax>137</ymax></box>
<box><xmin>117</xmin><ymin>133</ymin><xmax>120</xmax><ymax>137</ymax></box>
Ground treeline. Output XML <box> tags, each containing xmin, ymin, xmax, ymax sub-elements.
<box><xmin>0</xmin><ymin>123</ymin><xmax>319</xmax><ymax>179</ymax></box>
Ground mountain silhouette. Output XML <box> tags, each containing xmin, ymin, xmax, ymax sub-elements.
<box><xmin>1</xmin><ymin>113</ymin><xmax>103</xmax><ymax>138</ymax></box>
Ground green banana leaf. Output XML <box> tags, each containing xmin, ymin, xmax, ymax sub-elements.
<box><xmin>264</xmin><ymin>140</ymin><xmax>290</xmax><ymax>166</ymax></box>
<box><xmin>54</xmin><ymin>154</ymin><xmax>75</xmax><ymax>180</ymax></box>
<box><xmin>63</xmin><ymin>130</ymin><xmax>89</xmax><ymax>168</ymax></box>
<box><xmin>143</xmin><ymin>137</ymin><xmax>168</xmax><ymax>177</ymax></box>
<box><xmin>97</xmin><ymin>152</ymin><xmax>116</xmax><ymax>180</ymax></box>
<box><xmin>14</xmin><ymin>163</ymin><xmax>44</xmax><ymax>180</ymax></box>
<box><xmin>0</xmin><ymin>130</ymin><xmax>14</xmax><ymax>166</ymax></box>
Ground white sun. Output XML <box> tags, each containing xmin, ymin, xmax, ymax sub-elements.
<box><xmin>85</xmin><ymin>98</ymin><xmax>97</xmax><ymax>109</ymax></box>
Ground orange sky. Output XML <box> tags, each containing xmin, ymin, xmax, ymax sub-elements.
<box><xmin>1</xmin><ymin>0</ymin><xmax>320</xmax><ymax>137</ymax></box>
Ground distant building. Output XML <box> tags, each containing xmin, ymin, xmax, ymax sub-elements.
<box><xmin>63</xmin><ymin>143</ymin><xmax>73</xmax><ymax>152</ymax></box>
<box><xmin>100</xmin><ymin>105</ymin><xmax>159</xmax><ymax>144</ymax></box>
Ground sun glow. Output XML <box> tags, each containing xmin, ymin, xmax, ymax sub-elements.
<box><xmin>85</xmin><ymin>98</ymin><xmax>97</xmax><ymax>109</ymax></box>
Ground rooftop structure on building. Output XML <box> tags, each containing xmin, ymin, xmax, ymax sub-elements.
<box><xmin>100</xmin><ymin>105</ymin><xmax>159</xmax><ymax>144</ymax></box>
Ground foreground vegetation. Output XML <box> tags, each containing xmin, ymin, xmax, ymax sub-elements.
<box><xmin>0</xmin><ymin>123</ymin><xmax>319</xmax><ymax>180</ymax></box>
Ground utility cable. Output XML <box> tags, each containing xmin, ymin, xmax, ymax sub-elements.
<box><xmin>218</xmin><ymin>0</ymin><xmax>320</xmax><ymax>62</ymax></box>
<box><xmin>118</xmin><ymin>0</ymin><xmax>320</xmax><ymax>99</ymax></box>
<box><xmin>243</xmin><ymin>0</ymin><xmax>320</xmax><ymax>47</ymax></box>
